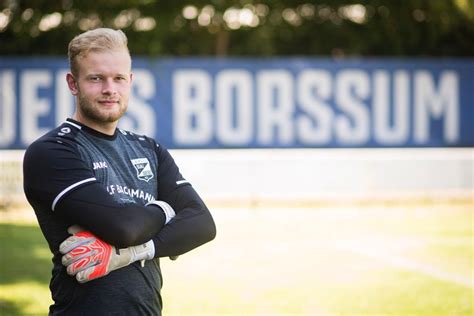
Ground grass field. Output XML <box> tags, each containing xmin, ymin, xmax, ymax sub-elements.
<box><xmin>0</xmin><ymin>203</ymin><xmax>472</xmax><ymax>315</ymax></box>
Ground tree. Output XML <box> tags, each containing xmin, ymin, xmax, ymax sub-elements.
<box><xmin>0</xmin><ymin>0</ymin><xmax>473</xmax><ymax>56</ymax></box>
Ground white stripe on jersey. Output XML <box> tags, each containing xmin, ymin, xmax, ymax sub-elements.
<box><xmin>176</xmin><ymin>180</ymin><xmax>189</xmax><ymax>185</ymax></box>
<box><xmin>145</xmin><ymin>200</ymin><xmax>176</xmax><ymax>224</ymax></box>
<box><xmin>64</xmin><ymin>121</ymin><xmax>82</xmax><ymax>129</ymax></box>
<box><xmin>52</xmin><ymin>177</ymin><xmax>96</xmax><ymax>211</ymax></box>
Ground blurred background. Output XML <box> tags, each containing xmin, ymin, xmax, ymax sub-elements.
<box><xmin>0</xmin><ymin>0</ymin><xmax>473</xmax><ymax>315</ymax></box>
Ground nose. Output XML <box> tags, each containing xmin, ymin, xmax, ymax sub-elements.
<box><xmin>101</xmin><ymin>78</ymin><xmax>117</xmax><ymax>95</ymax></box>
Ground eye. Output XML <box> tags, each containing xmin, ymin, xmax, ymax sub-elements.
<box><xmin>88</xmin><ymin>76</ymin><xmax>101</xmax><ymax>82</ymax></box>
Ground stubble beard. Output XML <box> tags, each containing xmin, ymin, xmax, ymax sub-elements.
<box><xmin>77</xmin><ymin>94</ymin><xmax>127</xmax><ymax>124</ymax></box>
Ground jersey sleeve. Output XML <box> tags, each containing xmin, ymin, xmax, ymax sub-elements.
<box><xmin>23</xmin><ymin>138</ymin><xmax>98</xmax><ymax>211</ymax></box>
<box><xmin>151</xmin><ymin>144</ymin><xmax>216</xmax><ymax>257</ymax></box>
<box><xmin>24</xmin><ymin>138</ymin><xmax>166</xmax><ymax>248</ymax></box>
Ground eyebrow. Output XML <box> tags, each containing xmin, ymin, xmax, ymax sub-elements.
<box><xmin>85</xmin><ymin>73</ymin><xmax>129</xmax><ymax>77</ymax></box>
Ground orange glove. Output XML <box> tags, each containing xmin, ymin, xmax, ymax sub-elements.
<box><xmin>59</xmin><ymin>226</ymin><xmax>154</xmax><ymax>283</ymax></box>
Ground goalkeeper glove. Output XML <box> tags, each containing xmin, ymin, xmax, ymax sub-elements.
<box><xmin>59</xmin><ymin>225</ymin><xmax>155</xmax><ymax>283</ymax></box>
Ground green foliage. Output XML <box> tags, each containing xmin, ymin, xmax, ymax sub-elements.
<box><xmin>0</xmin><ymin>1</ymin><xmax>473</xmax><ymax>56</ymax></box>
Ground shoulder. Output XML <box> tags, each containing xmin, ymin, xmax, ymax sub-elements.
<box><xmin>25</xmin><ymin>122</ymin><xmax>81</xmax><ymax>161</ymax></box>
<box><xmin>31</xmin><ymin>121</ymin><xmax>82</xmax><ymax>144</ymax></box>
<box><xmin>116</xmin><ymin>128</ymin><xmax>162</xmax><ymax>150</ymax></box>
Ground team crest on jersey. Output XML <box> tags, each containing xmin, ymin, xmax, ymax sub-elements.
<box><xmin>131</xmin><ymin>158</ymin><xmax>154</xmax><ymax>182</ymax></box>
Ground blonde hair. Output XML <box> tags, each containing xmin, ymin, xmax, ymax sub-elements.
<box><xmin>68</xmin><ymin>28</ymin><xmax>130</xmax><ymax>76</ymax></box>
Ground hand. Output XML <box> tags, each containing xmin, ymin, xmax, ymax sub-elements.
<box><xmin>59</xmin><ymin>226</ymin><xmax>155</xmax><ymax>283</ymax></box>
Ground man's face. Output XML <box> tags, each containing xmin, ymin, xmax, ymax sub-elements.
<box><xmin>68</xmin><ymin>49</ymin><xmax>132</xmax><ymax>125</ymax></box>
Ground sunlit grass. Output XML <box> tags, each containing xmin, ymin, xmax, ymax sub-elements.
<box><xmin>0</xmin><ymin>204</ymin><xmax>472</xmax><ymax>315</ymax></box>
<box><xmin>0</xmin><ymin>220</ymin><xmax>52</xmax><ymax>315</ymax></box>
<box><xmin>161</xmin><ymin>205</ymin><xmax>473</xmax><ymax>316</ymax></box>
<box><xmin>0</xmin><ymin>282</ymin><xmax>50</xmax><ymax>315</ymax></box>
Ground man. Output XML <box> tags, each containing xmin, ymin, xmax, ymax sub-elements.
<box><xmin>23</xmin><ymin>28</ymin><xmax>216</xmax><ymax>315</ymax></box>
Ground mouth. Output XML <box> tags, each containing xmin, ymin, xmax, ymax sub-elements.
<box><xmin>98</xmin><ymin>100</ymin><xmax>119</xmax><ymax>106</ymax></box>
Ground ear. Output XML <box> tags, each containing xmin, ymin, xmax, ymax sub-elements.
<box><xmin>129</xmin><ymin>72</ymin><xmax>133</xmax><ymax>84</ymax></box>
<box><xmin>66</xmin><ymin>73</ymin><xmax>79</xmax><ymax>95</ymax></box>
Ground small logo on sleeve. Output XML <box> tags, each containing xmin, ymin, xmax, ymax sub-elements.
<box><xmin>57</xmin><ymin>127</ymin><xmax>71</xmax><ymax>136</ymax></box>
<box><xmin>131</xmin><ymin>158</ymin><xmax>154</xmax><ymax>182</ymax></box>
<box><xmin>93</xmin><ymin>161</ymin><xmax>108</xmax><ymax>170</ymax></box>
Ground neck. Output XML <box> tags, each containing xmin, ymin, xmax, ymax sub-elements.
<box><xmin>72</xmin><ymin>112</ymin><xmax>117</xmax><ymax>136</ymax></box>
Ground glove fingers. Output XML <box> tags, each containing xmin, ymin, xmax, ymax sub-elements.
<box><xmin>75</xmin><ymin>266</ymin><xmax>96</xmax><ymax>283</ymax></box>
<box><xmin>60</xmin><ymin>235</ymin><xmax>95</xmax><ymax>254</ymax></box>
<box><xmin>66</xmin><ymin>251</ymin><xmax>100</xmax><ymax>276</ymax></box>
<box><xmin>62</xmin><ymin>244</ymin><xmax>96</xmax><ymax>266</ymax></box>
<box><xmin>76</xmin><ymin>262</ymin><xmax>109</xmax><ymax>283</ymax></box>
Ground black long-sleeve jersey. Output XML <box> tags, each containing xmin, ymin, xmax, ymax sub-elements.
<box><xmin>23</xmin><ymin>118</ymin><xmax>216</xmax><ymax>315</ymax></box>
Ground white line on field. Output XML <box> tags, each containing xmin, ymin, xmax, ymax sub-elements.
<box><xmin>338</xmin><ymin>242</ymin><xmax>473</xmax><ymax>289</ymax></box>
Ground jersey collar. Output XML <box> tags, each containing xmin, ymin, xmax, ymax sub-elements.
<box><xmin>66</xmin><ymin>118</ymin><xmax>119</xmax><ymax>141</ymax></box>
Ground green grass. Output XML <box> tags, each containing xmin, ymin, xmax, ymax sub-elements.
<box><xmin>0</xmin><ymin>204</ymin><xmax>472</xmax><ymax>315</ymax></box>
<box><xmin>0</xmin><ymin>222</ymin><xmax>52</xmax><ymax>315</ymax></box>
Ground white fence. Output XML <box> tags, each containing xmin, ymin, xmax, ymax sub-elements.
<box><xmin>2</xmin><ymin>148</ymin><xmax>472</xmax><ymax>208</ymax></box>
<box><xmin>173</xmin><ymin>148</ymin><xmax>473</xmax><ymax>206</ymax></box>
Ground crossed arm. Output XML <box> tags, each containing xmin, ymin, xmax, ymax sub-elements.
<box><xmin>54</xmin><ymin>179</ymin><xmax>215</xmax><ymax>254</ymax></box>
<box><xmin>24</xmin><ymin>138</ymin><xmax>216</xmax><ymax>282</ymax></box>
<box><xmin>55</xmin><ymin>180</ymin><xmax>215</xmax><ymax>283</ymax></box>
